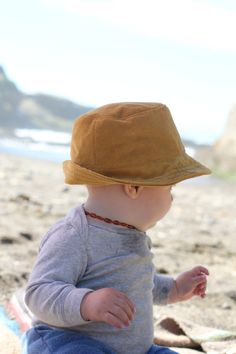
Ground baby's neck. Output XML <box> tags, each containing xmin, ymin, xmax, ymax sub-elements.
<box><xmin>84</xmin><ymin>185</ymin><xmax>147</xmax><ymax>231</ymax></box>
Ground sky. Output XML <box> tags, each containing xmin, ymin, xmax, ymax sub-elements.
<box><xmin>1</xmin><ymin>0</ymin><xmax>236</xmax><ymax>144</ymax></box>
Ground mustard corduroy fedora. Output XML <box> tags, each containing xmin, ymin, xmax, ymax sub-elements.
<box><xmin>63</xmin><ymin>102</ymin><xmax>211</xmax><ymax>186</ymax></box>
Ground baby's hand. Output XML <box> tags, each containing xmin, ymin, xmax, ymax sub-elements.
<box><xmin>169</xmin><ymin>266</ymin><xmax>209</xmax><ymax>303</ymax></box>
<box><xmin>80</xmin><ymin>288</ymin><xmax>136</xmax><ymax>329</ymax></box>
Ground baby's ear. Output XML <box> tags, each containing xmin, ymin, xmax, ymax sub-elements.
<box><xmin>134</xmin><ymin>186</ymin><xmax>144</xmax><ymax>196</ymax></box>
<box><xmin>123</xmin><ymin>185</ymin><xmax>144</xmax><ymax>199</ymax></box>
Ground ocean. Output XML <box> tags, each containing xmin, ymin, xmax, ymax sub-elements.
<box><xmin>0</xmin><ymin>129</ymin><xmax>71</xmax><ymax>163</ymax></box>
<box><xmin>0</xmin><ymin>128</ymin><xmax>196</xmax><ymax>163</ymax></box>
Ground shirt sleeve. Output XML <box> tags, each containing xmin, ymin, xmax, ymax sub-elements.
<box><xmin>152</xmin><ymin>273</ymin><xmax>174</xmax><ymax>305</ymax></box>
<box><xmin>25</xmin><ymin>221</ymin><xmax>92</xmax><ymax>327</ymax></box>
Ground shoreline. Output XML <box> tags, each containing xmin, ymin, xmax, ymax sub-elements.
<box><xmin>0</xmin><ymin>129</ymin><xmax>210</xmax><ymax>165</ymax></box>
<box><xmin>0</xmin><ymin>149</ymin><xmax>228</xmax><ymax>186</ymax></box>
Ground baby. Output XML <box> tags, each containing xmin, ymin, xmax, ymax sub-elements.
<box><xmin>24</xmin><ymin>102</ymin><xmax>211</xmax><ymax>354</ymax></box>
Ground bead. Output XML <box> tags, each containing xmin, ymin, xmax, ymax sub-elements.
<box><xmin>84</xmin><ymin>208</ymin><xmax>136</xmax><ymax>230</ymax></box>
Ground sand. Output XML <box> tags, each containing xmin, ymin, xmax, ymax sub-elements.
<box><xmin>1</xmin><ymin>152</ymin><xmax>236</xmax><ymax>331</ymax></box>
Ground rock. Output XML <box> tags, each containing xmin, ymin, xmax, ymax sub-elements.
<box><xmin>227</xmin><ymin>291</ymin><xmax>236</xmax><ymax>303</ymax></box>
<box><xmin>19</xmin><ymin>232</ymin><xmax>33</xmax><ymax>241</ymax></box>
<box><xmin>212</xmin><ymin>105</ymin><xmax>236</xmax><ymax>172</ymax></box>
<box><xmin>156</xmin><ymin>267</ymin><xmax>169</xmax><ymax>274</ymax></box>
<box><xmin>12</xmin><ymin>193</ymin><xmax>30</xmax><ymax>202</ymax></box>
<box><xmin>196</xmin><ymin>104</ymin><xmax>236</xmax><ymax>175</ymax></box>
<box><xmin>0</xmin><ymin>236</ymin><xmax>15</xmax><ymax>244</ymax></box>
<box><xmin>221</xmin><ymin>302</ymin><xmax>232</xmax><ymax>310</ymax></box>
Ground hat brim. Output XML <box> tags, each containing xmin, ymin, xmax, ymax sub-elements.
<box><xmin>63</xmin><ymin>154</ymin><xmax>211</xmax><ymax>186</ymax></box>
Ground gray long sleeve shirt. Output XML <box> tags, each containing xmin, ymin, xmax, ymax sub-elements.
<box><xmin>25</xmin><ymin>205</ymin><xmax>174</xmax><ymax>354</ymax></box>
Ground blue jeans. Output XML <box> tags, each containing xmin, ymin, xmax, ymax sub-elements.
<box><xmin>22</xmin><ymin>325</ymin><xmax>178</xmax><ymax>354</ymax></box>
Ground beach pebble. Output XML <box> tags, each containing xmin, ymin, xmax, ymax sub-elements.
<box><xmin>221</xmin><ymin>302</ymin><xmax>232</xmax><ymax>310</ymax></box>
<box><xmin>19</xmin><ymin>232</ymin><xmax>33</xmax><ymax>241</ymax></box>
<box><xmin>0</xmin><ymin>236</ymin><xmax>15</xmax><ymax>244</ymax></box>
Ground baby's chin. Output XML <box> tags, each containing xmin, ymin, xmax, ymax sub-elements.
<box><xmin>144</xmin><ymin>221</ymin><xmax>158</xmax><ymax>231</ymax></box>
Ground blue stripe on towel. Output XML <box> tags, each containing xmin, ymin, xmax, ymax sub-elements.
<box><xmin>0</xmin><ymin>306</ymin><xmax>21</xmax><ymax>337</ymax></box>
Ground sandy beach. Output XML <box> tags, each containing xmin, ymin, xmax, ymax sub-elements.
<box><xmin>1</xmin><ymin>152</ymin><xmax>236</xmax><ymax>332</ymax></box>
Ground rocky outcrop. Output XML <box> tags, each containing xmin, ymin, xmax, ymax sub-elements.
<box><xmin>196</xmin><ymin>105</ymin><xmax>236</xmax><ymax>175</ymax></box>
<box><xmin>212</xmin><ymin>105</ymin><xmax>236</xmax><ymax>172</ymax></box>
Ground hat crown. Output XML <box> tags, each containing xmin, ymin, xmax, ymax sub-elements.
<box><xmin>64</xmin><ymin>102</ymin><xmax>211</xmax><ymax>185</ymax></box>
<box><xmin>70</xmin><ymin>102</ymin><xmax>185</xmax><ymax>179</ymax></box>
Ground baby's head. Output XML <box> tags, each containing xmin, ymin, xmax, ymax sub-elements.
<box><xmin>63</xmin><ymin>102</ymin><xmax>211</xmax><ymax>230</ymax></box>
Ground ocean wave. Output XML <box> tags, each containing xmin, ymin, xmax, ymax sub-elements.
<box><xmin>0</xmin><ymin>138</ymin><xmax>70</xmax><ymax>162</ymax></box>
<box><xmin>14</xmin><ymin>129</ymin><xmax>71</xmax><ymax>145</ymax></box>
<box><xmin>0</xmin><ymin>128</ymin><xmax>196</xmax><ymax>162</ymax></box>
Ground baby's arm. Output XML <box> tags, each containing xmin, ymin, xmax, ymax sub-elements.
<box><xmin>167</xmin><ymin>266</ymin><xmax>209</xmax><ymax>304</ymax></box>
<box><xmin>25</xmin><ymin>221</ymin><xmax>135</xmax><ymax>329</ymax></box>
<box><xmin>152</xmin><ymin>274</ymin><xmax>175</xmax><ymax>305</ymax></box>
<box><xmin>152</xmin><ymin>266</ymin><xmax>209</xmax><ymax>305</ymax></box>
<box><xmin>25</xmin><ymin>222</ymin><xmax>93</xmax><ymax>327</ymax></box>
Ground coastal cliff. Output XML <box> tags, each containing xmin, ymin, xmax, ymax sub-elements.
<box><xmin>0</xmin><ymin>66</ymin><xmax>92</xmax><ymax>134</ymax></box>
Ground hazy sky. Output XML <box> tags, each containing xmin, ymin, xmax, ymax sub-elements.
<box><xmin>1</xmin><ymin>0</ymin><xmax>236</xmax><ymax>143</ymax></box>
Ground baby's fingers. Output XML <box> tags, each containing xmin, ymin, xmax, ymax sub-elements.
<box><xmin>192</xmin><ymin>265</ymin><xmax>209</xmax><ymax>276</ymax></box>
<box><xmin>194</xmin><ymin>282</ymin><xmax>207</xmax><ymax>297</ymax></box>
<box><xmin>116</xmin><ymin>303</ymin><xmax>134</xmax><ymax>322</ymax></box>
<box><xmin>110</xmin><ymin>304</ymin><xmax>131</xmax><ymax>326</ymax></box>
<box><xmin>191</xmin><ymin>274</ymin><xmax>207</xmax><ymax>288</ymax></box>
<box><xmin>117</xmin><ymin>293</ymin><xmax>136</xmax><ymax>314</ymax></box>
<box><xmin>103</xmin><ymin>312</ymin><xmax>127</xmax><ymax>329</ymax></box>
